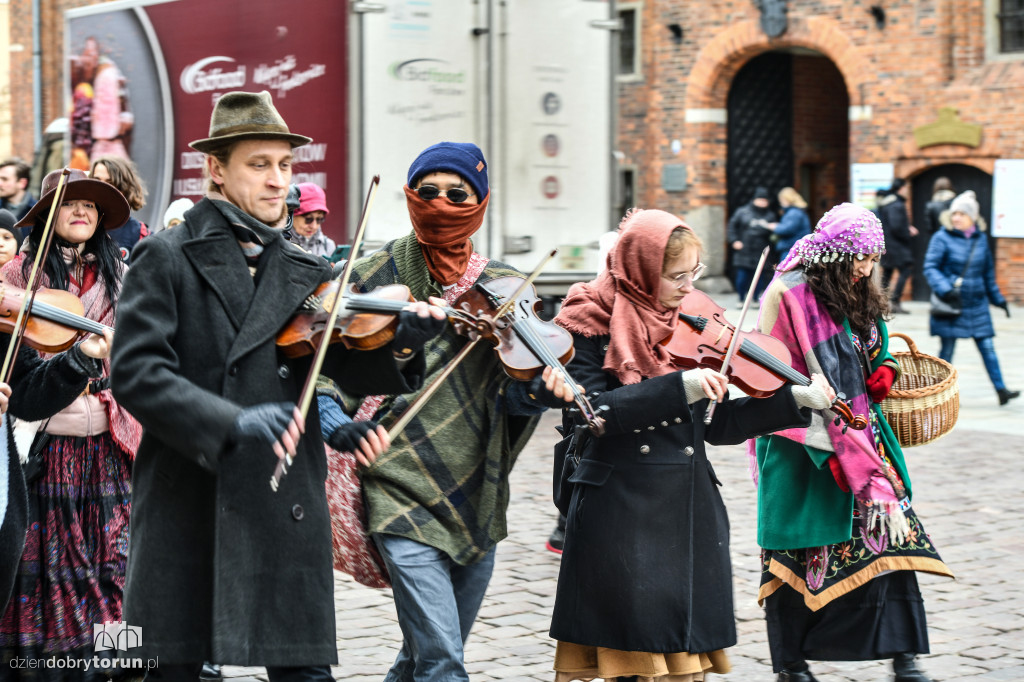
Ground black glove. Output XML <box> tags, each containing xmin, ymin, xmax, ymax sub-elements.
<box><xmin>941</xmin><ymin>289</ymin><xmax>962</xmax><ymax>306</ymax></box>
<box><xmin>327</xmin><ymin>421</ymin><xmax>377</xmax><ymax>452</ymax></box>
<box><xmin>523</xmin><ymin>373</ymin><xmax>576</xmax><ymax>409</ymax></box>
<box><xmin>997</xmin><ymin>301</ymin><xmax>1010</xmax><ymax>318</ymax></box>
<box><xmin>391</xmin><ymin>310</ymin><xmax>447</xmax><ymax>356</ymax></box>
<box><xmin>230</xmin><ymin>402</ymin><xmax>294</xmax><ymax>447</ymax></box>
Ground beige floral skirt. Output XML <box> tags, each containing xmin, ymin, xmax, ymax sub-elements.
<box><xmin>553</xmin><ymin>641</ymin><xmax>731</xmax><ymax>682</ymax></box>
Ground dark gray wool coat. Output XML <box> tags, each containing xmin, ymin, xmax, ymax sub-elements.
<box><xmin>549</xmin><ymin>333</ymin><xmax>810</xmax><ymax>654</ymax></box>
<box><xmin>110</xmin><ymin>199</ymin><xmax>423</xmax><ymax>666</ymax></box>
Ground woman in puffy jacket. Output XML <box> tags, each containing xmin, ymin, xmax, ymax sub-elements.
<box><xmin>774</xmin><ymin>187</ymin><xmax>811</xmax><ymax>262</ymax></box>
<box><xmin>923</xmin><ymin>190</ymin><xmax>1018</xmax><ymax>405</ymax></box>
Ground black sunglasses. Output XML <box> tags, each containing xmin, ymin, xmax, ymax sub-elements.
<box><xmin>416</xmin><ymin>184</ymin><xmax>474</xmax><ymax>204</ymax></box>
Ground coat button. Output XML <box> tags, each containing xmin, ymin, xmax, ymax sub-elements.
<box><xmin>683</xmin><ymin>446</ymin><xmax>694</xmax><ymax>457</ymax></box>
<box><xmin>278</xmin><ymin>365</ymin><xmax>290</xmax><ymax>379</ymax></box>
<box><xmin>229</xmin><ymin>365</ymin><xmax>239</xmax><ymax>377</ymax></box>
<box><xmin>647</xmin><ymin>425</ymin><xmax>656</xmax><ymax>431</ymax></box>
<box><xmin>674</xmin><ymin>417</ymin><xmax>683</xmax><ymax>423</ymax></box>
<box><xmin>291</xmin><ymin>504</ymin><xmax>304</xmax><ymax>521</ymax></box>
<box><xmin>661</xmin><ymin>420</ymin><xmax>669</xmax><ymax>427</ymax></box>
<box><xmin>639</xmin><ymin>445</ymin><xmax>650</xmax><ymax>455</ymax></box>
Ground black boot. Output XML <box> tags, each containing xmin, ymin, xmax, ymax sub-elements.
<box><xmin>777</xmin><ymin>668</ymin><xmax>819</xmax><ymax>682</ymax></box>
<box><xmin>998</xmin><ymin>388</ymin><xmax>1020</xmax><ymax>405</ymax></box>
<box><xmin>893</xmin><ymin>653</ymin><xmax>933</xmax><ymax>682</ymax></box>
<box><xmin>546</xmin><ymin>513</ymin><xmax>567</xmax><ymax>554</ymax></box>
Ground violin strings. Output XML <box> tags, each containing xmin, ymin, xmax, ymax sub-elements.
<box><xmin>510</xmin><ymin>318</ymin><xmax>592</xmax><ymax>414</ymax></box>
<box><xmin>30</xmin><ymin>300</ymin><xmax>108</xmax><ymax>335</ymax></box>
<box><xmin>738</xmin><ymin>339</ymin><xmax>809</xmax><ymax>386</ymax></box>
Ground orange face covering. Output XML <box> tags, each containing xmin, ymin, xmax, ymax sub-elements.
<box><xmin>405</xmin><ymin>185</ymin><xmax>490</xmax><ymax>286</ymax></box>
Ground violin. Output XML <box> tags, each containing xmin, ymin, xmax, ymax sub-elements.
<box><xmin>453</xmin><ymin>276</ymin><xmax>606</xmax><ymax>435</ymax></box>
<box><xmin>276</xmin><ymin>281</ymin><xmax>486</xmax><ymax>358</ymax></box>
<box><xmin>0</xmin><ymin>283</ymin><xmax>114</xmax><ymax>353</ymax></box>
<box><xmin>661</xmin><ymin>288</ymin><xmax>868</xmax><ymax>430</ymax></box>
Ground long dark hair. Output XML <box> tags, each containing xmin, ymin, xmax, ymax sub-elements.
<box><xmin>21</xmin><ymin>221</ymin><xmax>124</xmax><ymax>304</ymax></box>
<box><xmin>803</xmin><ymin>257</ymin><xmax>890</xmax><ymax>337</ymax></box>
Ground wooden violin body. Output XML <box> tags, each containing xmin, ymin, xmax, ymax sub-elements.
<box><xmin>277</xmin><ymin>282</ymin><xmax>413</xmax><ymax>358</ymax></box>
<box><xmin>0</xmin><ymin>283</ymin><xmax>112</xmax><ymax>353</ymax></box>
<box><xmin>662</xmin><ymin>289</ymin><xmax>868</xmax><ymax>431</ymax></box>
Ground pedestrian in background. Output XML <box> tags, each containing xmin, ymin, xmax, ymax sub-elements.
<box><xmin>548</xmin><ymin>208</ymin><xmax>830</xmax><ymax>682</ymax></box>
<box><xmin>923</xmin><ymin>190</ymin><xmax>1018</xmax><ymax>405</ymax></box>
<box><xmin>754</xmin><ymin>203</ymin><xmax>953</xmax><ymax>682</ymax></box>
<box><xmin>0</xmin><ymin>158</ymin><xmax>36</xmax><ymax>224</ymax></box>
<box><xmin>290</xmin><ymin>182</ymin><xmax>336</xmax><ymax>258</ymax></box>
<box><xmin>0</xmin><ymin>209</ymin><xmax>23</xmax><ymax>268</ymax></box>
<box><xmin>0</xmin><ymin>168</ymin><xmax>138</xmax><ymax>675</ymax></box>
<box><xmin>727</xmin><ymin>186</ymin><xmax>776</xmax><ymax>305</ymax></box>
<box><xmin>159</xmin><ymin>197</ymin><xmax>194</xmax><ymax>233</ymax></box>
<box><xmin>924</xmin><ymin>177</ymin><xmax>955</xmax><ymax>235</ymax></box>
<box><xmin>774</xmin><ymin>187</ymin><xmax>811</xmax><ymax>262</ymax></box>
<box><xmin>878</xmin><ymin>178</ymin><xmax>919</xmax><ymax>314</ymax></box>
<box><xmin>90</xmin><ymin>155</ymin><xmax>149</xmax><ymax>261</ymax></box>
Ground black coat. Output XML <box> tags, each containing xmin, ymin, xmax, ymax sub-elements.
<box><xmin>110</xmin><ymin>199</ymin><xmax>423</xmax><ymax>666</ymax></box>
<box><xmin>0</xmin><ymin>340</ymin><xmax>96</xmax><ymax>614</ymax></box>
<box><xmin>549</xmin><ymin>334</ymin><xmax>810</xmax><ymax>654</ymax></box>
<box><xmin>727</xmin><ymin>202</ymin><xmax>777</xmax><ymax>270</ymax></box>
<box><xmin>879</xmin><ymin>195</ymin><xmax>914</xmax><ymax>268</ymax></box>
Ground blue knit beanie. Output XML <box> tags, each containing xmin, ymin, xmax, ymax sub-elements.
<box><xmin>407</xmin><ymin>142</ymin><xmax>489</xmax><ymax>201</ymax></box>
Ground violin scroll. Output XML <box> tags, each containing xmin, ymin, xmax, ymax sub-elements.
<box><xmin>829</xmin><ymin>393</ymin><xmax>869</xmax><ymax>432</ymax></box>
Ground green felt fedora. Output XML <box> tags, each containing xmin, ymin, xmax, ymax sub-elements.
<box><xmin>189</xmin><ymin>90</ymin><xmax>312</xmax><ymax>153</ymax></box>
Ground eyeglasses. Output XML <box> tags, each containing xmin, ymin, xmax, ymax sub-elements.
<box><xmin>664</xmin><ymin>262</ymin><xmax>707</xmax><ymax>289</ymax></box>
<box><xmin>416</xmin><ymin>185</ymin><xmax>474</xmax><ymax>204</ymax></box>
<box><xmin>301</xmin><ymin>214</ymin><xmax>325</xmax><ymax>225</ymax></box>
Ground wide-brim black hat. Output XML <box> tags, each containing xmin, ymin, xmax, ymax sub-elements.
<box><xmin>189</xmin><ymin>90</ymin><xmax>312</xmax><ymax>153</ymax></box>
<box><xmin>16</xmin><ymin>168</ymin><xmax>130</xmax><ymax>231</ymax></box>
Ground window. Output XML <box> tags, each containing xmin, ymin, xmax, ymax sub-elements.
<box><xmin>614</xmin><ymin>166</ymin><xmax>636</xmax><ymax>218</ymax></box>
<box><xmin>999</xmin><ymin>0</ymin><xmax>1024</xmax><ymax>52</ymax></box>
<box><xmin>618</xmin><ymin>5</ymin><xmax>641</xmax><ymax>79</ymax></box>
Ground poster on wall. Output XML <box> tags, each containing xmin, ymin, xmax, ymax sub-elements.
<box><xmin>992</xmin><ymin>159</ymin><xmax>1024</xmax><ymax>238</ymax></box>
<box><xmin>66</xmin><ymin>0</ymin><xmax>348</xmax><ymax>239</ymax></box>
<box><xmin>850</xmin><ymin>163</ymin><xmax>894</xmax><ymax>210</ymax></box>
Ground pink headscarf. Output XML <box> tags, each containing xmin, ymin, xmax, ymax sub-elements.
<box><xmin>777</xmin><ymin>202</ymin><xmax>886</xmax><ymax>272</ymax></box>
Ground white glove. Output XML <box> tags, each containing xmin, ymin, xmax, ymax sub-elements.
<box><xmin>792</xmin><ymin>383</ymin><xmax>832</xmax><ymax>410</ymax></box>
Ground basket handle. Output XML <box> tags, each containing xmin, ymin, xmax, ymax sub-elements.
<box><xmin>888</xmin><ymin>332</ymin><xmax>921</xmax><ymax>357</ymax></box>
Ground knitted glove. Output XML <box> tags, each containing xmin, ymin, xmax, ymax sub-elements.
<box><xmin>391</xmin><ymin>310</ymin><xmax>447</xmax><ymax>357</ymax></box>
<box><xmin>327</xmin><ymin>421</ymin><xmax>377</xmax><ymax>453</ymax></box>
<box><xmin>792</xmin><ymin>383</ymin><xmax>833</xmax><ymax>410</ymax></box>
<box><xmin>230</xmin><ymin>402</ymin><xmax>294</xmax><ymax>447</ymax></box>
<box><xmin>827</xmin><ymin>456</ymin><xmax>851</xmax><ymax>492</ymax></box>
<box><xmin>65</xmin><ymin>342</ymin><xmax>105</xmax><ymax>378</ymax></box>
<box><xmin>865</xmin><ymin>365</ymin><xmax>897</xmax><ymax>403</ymax></box>
<box><xmin>996</xmin><ymin>301</ymin><xmax>1010</xmax><ymax>318</ymax></box>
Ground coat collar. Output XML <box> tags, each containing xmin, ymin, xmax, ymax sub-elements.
<box><xmin>181</xmin><ymin>199</ymin><xmax>329</xmax><ymax>363</ymax></box>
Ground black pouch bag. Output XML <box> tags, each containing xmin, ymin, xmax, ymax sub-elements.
<box><xmin>23</xmin><ymin>430</ymin><xmax>52</xmax><ymax>485</ymax></box>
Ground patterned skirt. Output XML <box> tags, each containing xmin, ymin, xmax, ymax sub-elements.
<box><xmin>759</xmin><ymin>504</ymin><xmax>953</xmax><ymax>669</ymax></box>
<box><xmin>0</xmin><ymin>433</ymin><xmax>132</xmax><ymax>676</ymax></box>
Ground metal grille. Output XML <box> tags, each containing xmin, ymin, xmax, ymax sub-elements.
<box><xmin>726</xmin><ymin>52</ymin><xmax>794</xmax><ymax>217</ymax></box>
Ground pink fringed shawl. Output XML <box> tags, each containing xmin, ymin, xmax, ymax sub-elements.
<box><xmin>753</xmin><ymin>268</ymin><xmax>899</xmax><ymax>507</ymax></box>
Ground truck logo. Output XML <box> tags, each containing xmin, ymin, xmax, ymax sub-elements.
<box><xmin>389</xmin><ymin>58</ymin><xmax>465</xmax><ymax>84</ymax></box>
<box><xmin>180</xmin><ymin>56</ymin><xmax>247</xmax><ymax>94</ymax></box>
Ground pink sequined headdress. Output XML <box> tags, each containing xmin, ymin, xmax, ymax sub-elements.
<box><xmin>777</xmin><ymin>202</ymin><xmax>886</xmax><ymax>272</ymax></box>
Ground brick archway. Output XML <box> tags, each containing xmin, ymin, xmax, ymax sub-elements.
<box><xmin>685</xmin><ymin>16</ymin><xmax>871</xmax><ymax>110</ymax></box>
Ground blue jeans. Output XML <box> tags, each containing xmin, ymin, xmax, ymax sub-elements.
<box><xmin>735</xmin><ymin>266</ymin><xmax>771</xmax><ymax>302</ymax></box>
<box><xmin>939</xmin><ymin>336</ymin><xmax>1006</xmax><ymax>391</ymax></box>
<box><xmin>373</xmin><ymin>534</ymin><xmax>497</xmax><ymax>682</ymax></box>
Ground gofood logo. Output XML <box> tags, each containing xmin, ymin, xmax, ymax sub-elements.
<box><xmin>389</xmin><ymin>58</ymin><xmax>465</xmax><ymax>84</ymax></box>
<box><xmin>180</xmin><ymin>56</ymin><xmax>247</xmax><ymax>94</ymax></box>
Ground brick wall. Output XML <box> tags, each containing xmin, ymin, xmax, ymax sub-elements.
<box><xmin>619</xmin><ymin>0</ymin><xmax>1024</xmax><ymax>301</ymax></box>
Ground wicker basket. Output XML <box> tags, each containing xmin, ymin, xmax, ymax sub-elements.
<box><xmin>879</xmin><ymin>332</ymin><xmax>959</xmax><ymax>447</ymax></box>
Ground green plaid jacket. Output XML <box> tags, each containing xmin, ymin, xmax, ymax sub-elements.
<box><xmin>349</xmin><ymin>234</ymin><xmax>540</xmax><ymax>565</ymax></box>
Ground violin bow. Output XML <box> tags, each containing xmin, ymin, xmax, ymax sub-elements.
<box><xmin>381</xmin><ymin>250</ymin><xmax>560</xmax><ymax>442</ymax></box>
<box><xmin>703</xmin><ymin>246</ymin><xmax>770</xmax><ymax>425</ymax></box>
<box><xmin>271</xmin><ymin>175</ymin><xmax>379</xmax><ymax>491</ymax></box>
<box><xmin>1</xmin><ymin>169</ymin><xmax>71</xmax><ymax>384</ymax></box>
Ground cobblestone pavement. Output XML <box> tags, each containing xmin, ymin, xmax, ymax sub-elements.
<box><xmin>225</xmin><ymin>301</ymin><xmax>1024</xmax><ymax>681</ymax></box>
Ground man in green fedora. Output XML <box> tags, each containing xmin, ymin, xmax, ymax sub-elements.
<box><xmin>111</xmin><ymin>91</ymin><xmax>446</xmax><ymax>681</ymax></box>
